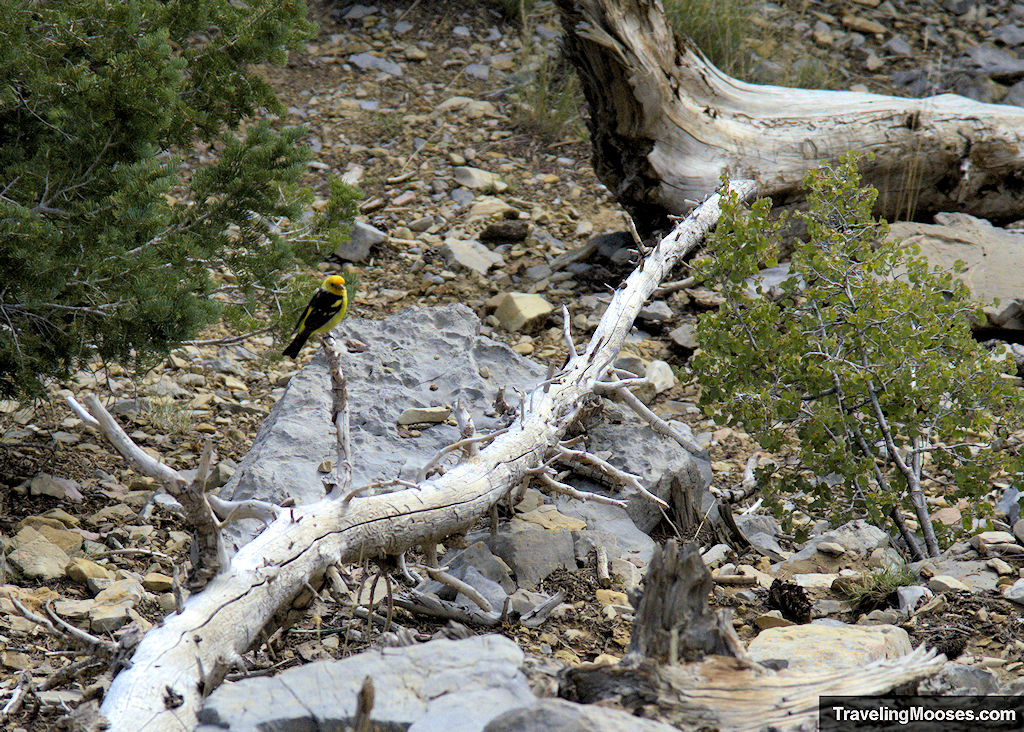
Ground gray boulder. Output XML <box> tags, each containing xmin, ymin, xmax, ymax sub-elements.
<box><xmin>221</xmin><ymin>305</ymin><xmax>709</xmax><ymax>549</ymax></box>
<box><xmin>918</xmin><ymin>663</ymin><xmax>1001</xmax><ymax>695</ymax></box>
<box><xmin>888</xmin><ymin>214</ymin><xmax>1024</xmax><ymax>330</ymax></box>
<box><xmin>220</xmin><ymin>305</ymin><xmax>545</xmax><ymax>547</ymax></box>
<box><xmin>484</xmin><ymin>699</ymin><xmax>680</xmax><ymax>732</ymax></box>
<box><xmin>196</xmin><ymin>635</ymin><xmax>533</xmax><ymax>732</ymax></box>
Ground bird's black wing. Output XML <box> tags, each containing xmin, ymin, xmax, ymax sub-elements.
<box><xmin>297</xmin><ymin>289</ymin><xmax>345</xmax><ymax>333</ymax></box>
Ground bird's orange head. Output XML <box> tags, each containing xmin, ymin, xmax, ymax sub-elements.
<box><xmin>322</xmin><ymin>275</ymin><xmax>346</xmax><ymax>296</ymax></box>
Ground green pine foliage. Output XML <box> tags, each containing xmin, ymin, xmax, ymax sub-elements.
<box><xmin>0</xmin><ymin>0</ymin><xmax>357</xmax><ymax>398</ymax></box>
<box><xmin>691</xmin><ymin>154</ymin><xmax>1024</xmax><ymax>551</ymax></box>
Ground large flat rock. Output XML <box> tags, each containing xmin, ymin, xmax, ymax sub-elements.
<box><xmin>747</xmin><ymin>623</ymin><xmax>912</xmax><ymax>674</ymax></box>
<box><xmin>889</xmin><ymin>213</ymin><xmax>1024</xmax><ymax>329</ymax></box>
<box><xmin>196</xmin><ymin>635</ymin><xmax>533</xmax><ymax>732</ymax></box>
<box><xmin>221</xmin><ymin>305</ymin><xmax>709</xmax><ymax>548</ymax></box>
<box><xmin>220</xmin><ymin>304</ymin><xmax>546</xmax><ymax>546</ymax></box>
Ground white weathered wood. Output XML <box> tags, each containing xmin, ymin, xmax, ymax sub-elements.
<box><xmin>558</xmin><ymin>0</ymin><xmax>1024</xmax><ymax>229</ymax></box>
<box><xmin>97</xmin><ymin>181</ymin><xmax>754</xmax><ymax>731</ymax></box>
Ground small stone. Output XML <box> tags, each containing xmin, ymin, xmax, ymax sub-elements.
<box><xmin>8</xmin><ymin>527</ymin><xmax>72</xmax><ymax>581</ymax></box>
<box><xmin>971</xmin><ymin>531</ymin><xmax>1017</xmax><ymax>551</ymax></box>
<box><xmin>35</xmin><ymin>524</ymin><xmax>83</xmax><ymax>556</ymax></box>
<box><xmin>440</xmin><ymin>238</ymin><xmax>503</xmax><ymax>275</ymax></box>
<box><xmin>317</xmin><ymin>460</ymin><xmax>333</xmax><ymax>473</ymax></box>
<box><xmin>932</xmin><ymin>506</ymin><xmax>962</xmax><ymax>526</ymax></box>
<box><xmin>514</xmin><ymin>505</ymin><xmax>586</xmax><ymax>531</ymax></box>
<box><xmin>512</xmin><ymin>343</ymin><xmax>534</xmax><ymax>356</ymax></box>
<box><xmin>609</xmin><ymin>558</ymin><xmax>641</xmax><ymax>592</ymax></box>
<box><xmin>701</xmin><ymin>544</ymin><xmax>731</xmax><ymax>568</ymax></box>
<box><xmin>864</xmin><ymin>52</ymin><xmax>884</xmax><ymax>71</ymax></box>
<box><xmin>817</xmin><ymin>541</ymin><xmax>846</xmax><ymax>556</ymax></box>
<box><xmin>335</xmin><ymin>220</ymin><xmax>387</xmax><ymax>263</ymax></box>
<box><xmin>1005</xmin><ymin>578</ymin><xmax>1024</xmax><ymax>605</ymax></box>
<box><xmin>1014</xmin><ymin>518</ymin><xmax>1024</xmax><ymax>545</ymax></box>
<box><xmin>863</xmin><ymin>609</ymin><xmax>904</xmax><ymax>625</ymax></box>
<box><xmin>453</xmin><ymin>166</ymin><xmax>505</xmax><ymax>191</ymax></box>
<box><xmin>638</xmin><ymin>301</ymin><xmax>673</xmax><ymax>323</ymax></box>
<box><xmin>397</xmin><ymin>406</ymin><xmax>451</xmax><ymax>425</ymax></box>
<box><xmin>841</xmin><ymin>14</ymin><xmax>886</xmax><ymax>34</ymax></box>
<box><xmin>94</xmin><ymin>579</ymin><xmax>145</xmax><ymax>606</ymax></box>
<box><xmin>467</xmin><ymin>196</ymin><xmax>518</xmax><ymax>220</ymax></box>
<box><xmin>403</xmin><ymin>45</ymin><xmax>427</xmax><ymax>61</ymax></box>
<box><xmin>645</xmin><ymin>360</ymin><xmax>676</xmax><ymax>394</ymax></box>
<box><xmin>494</xmin><ymin>293</ymin><xmax>554</xmax><ymax>332</ymax></box>
<box><xmin>66</xmin><ymin>557</ymin><xmax>112</xmax><ymax>585</ymax></box>
<box><xmin>988</xmin><ymin>557</ymin><xmax>1014</xmax><ymax>576</ymax></box>
<box><xmin>2</xmin><ymin>651</ymin><xmax>32</xmax><ymax>670</ymax></box>
<box><xmin>480</xmin><ymin>220</ymin><xmax>530</xmax><ymax>242</ymax></box>
<box><xmin>28</xmin><ymin>472</ymin><xmax>83</xmax><ymax>502</ymax></box>
<box><xmin>897</xmin><ymin>585</ymin><xmax>932</xmax><ymax>614</ymax></box>
<box><xmin>668</xmin><ymin>323</ymin><xmax>697</xmax><ymax>349</ymax></box>
<box><xmin>595</xmin><ymin>589</ymin><xmax>629</xmax><ymax>608</ymax></box>
<box><xmin>89</xmin><ymin>602</ymin><xmax>133</xmax><ymax>633</ymax></box>
<box><xmin>793</xmin><ymin>573</ymin><xmax>839</xmax><ymax>591</ymax></box>
<box><xmin>882</xmin><ymin>34</ymin><xmax>913</xmax><ymax>56</ymax></box>
<box><xmin>142</xmin><ymin>572</ymin><xmax>174</xmax><ymax>592</ymax></box>
<box><xmin>755</xmin><ymin>610</ymin><xmax>795</xmax><ymax>629</ymax></box>
<box><xmin>928</xmin><ymin>575</ymin><xmax>970</xmax><ymax>593</ymax></box>
<box><xmin>348</xmin><ymin>52</ymin><xmax>403</xmax><ymax>77</ymax></box>
<box><xmin>409</xmin><ymin>215</ymin><xmax>434</xmax><ymax>232</ymax></box>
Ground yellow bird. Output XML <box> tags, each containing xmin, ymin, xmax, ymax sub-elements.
<box><xmin>282</xmin><ymin>275</ymin><xmax>348</xmax><ymax>358</ymax></box>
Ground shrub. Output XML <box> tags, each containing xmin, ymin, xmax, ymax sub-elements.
<box><xmin>0</xmin><ymin>0</ymin><xmax>355</xmax><ymax>398</ymax></box>
<box><xmin>691</xmin><ymin>154</ymin><xmax>1024</xmax><ymax>558</ymax></box>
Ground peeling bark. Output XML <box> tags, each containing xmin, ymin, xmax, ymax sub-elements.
<box><xmin>557</xmin><ymin>0</ymin><xmax>1024</xmax><ymax>234</ymax></box>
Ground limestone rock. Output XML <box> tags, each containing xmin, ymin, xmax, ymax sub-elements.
<box><xmin>888</xmin><ymin>214</ymin><xmax>1024</xmax><ymax>329</ymax></box>
<box><xmin>7</xmin><ymin>527</ymin><xmax>71</xmax><ymax>581</ymax></box>
<box><xmin>493</xmin><ymin>293</ymin><xmax>554</xmax><ymax>332</ymax></box>
<box><xmin>441</xmin><ymin>238</ymin><xmax>503</xmax><ymax>275</ymax></box>
<box><xmin>454</xmin><ymin>166</ymin><xmax>505</xmax><ymax>191</ymax></box>
<box><xmin>89</xmin><ymin>602</ymin><xmax>133</xmax><ymax>633</ymax></box>
<box><xmin>197</xmin><ymin>635</ymin><xmax>533</xmax><ymax>732</ymax></box>
<box><xmin>142</xmin><ymin>572</ymin><xmax>174</xmax><ymax>592</ymax></box>
<box><xmin>485</xmin><ymin>529</ymin><xmax>577</xmax><ymax>589</ymax></box>
<box><xmin>747</xmin><ymin>623</ymin><xmax>912</xmax><ymax>674</ymax></box>
<box><xmin>334</xmin><ymin>220</ymin><xmax>387</xmax><ymax>263</ymax></box>
<box><xmin>1004</xmin><ymin>577</ymin><xmax>1024</xmax><ymax>605</ymax></box>
<box><xmin>219</xmin><ymin>306</ymin><xmax>548</xmax><ymax>546</ymax></box>
<box><xmin>484</xmin><ymin>699</ymin><xmax>680</xmax><ymax>732</ymax></box>
<box><xmin>348</xmin><ymin>52</ymin><xmax>403</xmax><ymax>77</ymax></box>
<box><xmin>66</xmin><ymin>557</ymin><xmax>112</xmax><ymax>585</ymax></box>
<box><xmin>668</xmin><ymin>323</ymin><xmax>697</xmax><ymax>349</ymax></box>
<box><xmin>397</xmin><ymin>405</ymin><xmax>451</xmax><ymax>425</ymax></box>
<box><xmin>928</xmin><ymin>575</ymin><xmax>971</xmax><ymax>593</ymax></box>
<box><xmin>910</xmin><ymin>558</ymin><xmax>998</xmax><ymax>593</ymax></box>
<box><xmin>513</xmin><ymin>505</ymin><xmax>586</xmax><ymax>531</ymax></box>
<box><xmin>645</xmin><ymin>359</ymin><xmax>676</xmax><ymax>394</ymax></box>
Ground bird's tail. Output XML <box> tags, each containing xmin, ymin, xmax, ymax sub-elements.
<box><xmin>282</xmin><ymin>332</ymin><xmax>308</xmax><ymax>359</ymax></box>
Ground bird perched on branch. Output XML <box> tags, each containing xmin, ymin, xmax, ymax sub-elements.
<box><xmin>282</xmin><ymin>274</ymin><xmax>348</xmax><ymax>358</ymax></box>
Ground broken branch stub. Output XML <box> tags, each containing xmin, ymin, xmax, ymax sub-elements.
<box><xmin>628</xmin><ymin>540</ymin><xmax>747</xmax><ymax>664</ymax></box>
<box><xmin>97</xmin><ymin>181</ymin><xmax>753</xmax><ymax>732</ymax></box>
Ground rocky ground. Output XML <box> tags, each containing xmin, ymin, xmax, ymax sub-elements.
<box><xmin>3</xmin><ymin>0</ymin><xmax>1024</xmax><ymax>729</ymax></box>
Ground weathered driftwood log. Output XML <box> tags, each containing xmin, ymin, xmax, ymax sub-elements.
<box><xmin>557</xmin><ymin>0</ymin><xmax>1024</xmax><ymax>234</ymax></box>
<box><xmin>566</xmin><ymin>541</ymin><xmax>945</xmax><ymax>731</ymax></box>
<box><xmin>93</xmin><ymin>181</ymin><xmax>756</xmax><ymax>731</ymax></box>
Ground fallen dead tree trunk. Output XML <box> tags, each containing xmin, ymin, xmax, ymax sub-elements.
<box><xmin>82</xmin><ymin>181</ymin><xmax>755</xmax><ymax>731</ymax></box>
<box><xmin>565</xmin><ymin>541</ymin><xmax>945</xmax><ymax>730</ymax></box>
<box><xmin>557</xmin><ymin>0</ymin><xmax>1024</xmax><ymax>233</ymax></box>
